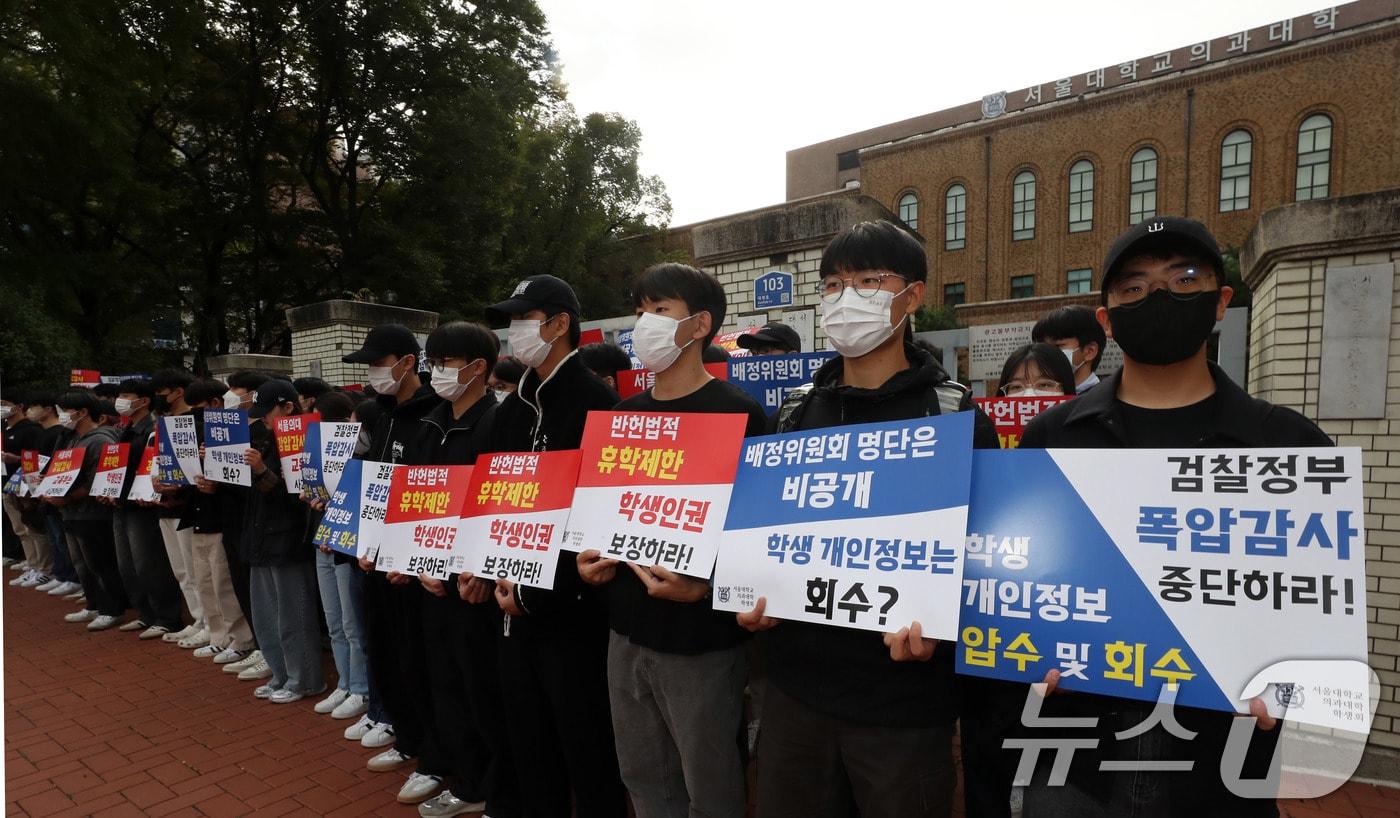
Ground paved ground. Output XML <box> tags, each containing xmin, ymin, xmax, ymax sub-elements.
<box><xmin>4</xmin><ymin>574</ymin><xmax>1397</xmax><ymax>816</ymax></box>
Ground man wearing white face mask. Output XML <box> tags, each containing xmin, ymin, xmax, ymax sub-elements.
<box><xmin>1032</xmin><ymin>305</ymin><xmax>1106</xmax><ymax>394</ymax></box>
<box><xmin>739</xmin><ymin>221</ymin><xmax>1000</xmax><ymax>818</ymax></box>
<box><xmin>577</xmin><ymin>263</ymin><xmax>766</xmax><ymax>818</ymax></box>
<box><xmin>483</xmin><ymin>274</ymin><xmax>627</xmax><ymax>818</ymax></box>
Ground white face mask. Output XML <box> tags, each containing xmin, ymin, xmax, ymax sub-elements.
<box><xmin>221</xmin><ymin>391</ymin><xmax>243</xmax><ymax>411</ymax></box>
<box><xmin>0</xmin><ymin>405</ymin><xmax>10</xmax><ymax>420</ymax></box>
<box><xmin>430</xmin><ymin>362</ymin><xmax>481</xmax><ymax>402</ymax></box>
<box><xmin>632</xmin><ymin>312</ymin><xmax>697</xmax><ymax>374</ymax></box>
<box><xmin>493</xmin><ymin>389</ymin><xmax>511</xmax><ymax>404</ymax></box>
<box><xmin>1061</xmin><ymin>346</ymin><xmax>1085</xmax><ymax>373</ymax></box>
<box><xmin>1013</xmin><ymin>388</ymin><xmax>1064</xmax><ymax>397</ymax></box>
<box><xmin>114</xmin><ymin>398</ymin><xmax>135</xmax><ymax>416</ymax></box>
<box><xmin>58</xmin><ymin>410</ymin><xmax>76</xmax><ymax>429</ymax></box>
<box><xmin>367</xmin><ymin>359</ymin><xmax>408</xmax><ymax>394</ymax></box>
<box><xmin>508</xmin><ymin>318</ymin><xmax>558</xmax><ymax>369</ymax></box>
<box><xmin>820</xmin><ymin>286</ymin><xmax>910</xmax><ymax>358</ymax></box>
<box><xmin>354</xmin><ymin>428</ymin><xmax>372</xmax><ymax>457</ymax></box>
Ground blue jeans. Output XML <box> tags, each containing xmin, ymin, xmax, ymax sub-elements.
<box><xmin>315</xmin><ymin>549</ymin><xmax>369</xmax><ymax>696</ymax></box>
<box><xmin>45</xmin><ymin>511</ymin><xmax>78</xmax><ymax>583</ymax></box>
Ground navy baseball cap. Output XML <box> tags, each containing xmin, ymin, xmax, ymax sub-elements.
<box><xmin>486</xmin><ymin>275</ymin><xmax>581</xmax><ymax>323</ymax></box>
<box><xmin>342</xmin><ymin>324</ymin><xmax>421</xmax><ymax>364</ymax></box>
<box><xmin>1100</xmin><ymin>216</ymin><xmax>1225</xmax><ymax>303</ymax></box>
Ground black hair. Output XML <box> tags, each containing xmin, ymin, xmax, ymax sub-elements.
<box><xmin>352</xmin><ymin>397</ymin><xmax>383</xmax><ymax>428</ymax></box>
<box><xmin>290</xmin><ymin>376</ymin><xmax>329</xmax><ymax>399</ymax></box>
<box><xmin>228</xmin><ymin>371</ymin><xmax>271</xmax><ymax>392</ymax></box>
<box><xmin>150</xmin><ymin>369</ymin><xmax>194</xmax><ymax>392</ymax></box>
<box><xmin>316</xmin><ymin>391</ymin><xmax>356</xmax><ymax>422</ymax></box>
<box><xmin>57</xmin><ymin>389</ymin><xmax>100</xmax><ymax>416</ymax></box>
<box><xmin>117</xmin><ymin>378</ymin><xmax>153</xmax><ymax>399</ymax></box>
<box><xmin>1031</xmin><ymin>306</ymin><xmax>1108</xmax><ymax>372</ymax></box>
<box><xmin>912</xmin><ymin>338</ymin><xmax>944</xmax><ymax>361</ymax></box>
<box><xmin>578</xmin><ymin>342</ymin><xmax>634</xmax><ymax>382</ymax></box>
<box><xmin>492</xmin><ymin>357</ymin><xmax>526</xmax><ymax>386</ymax></box>
<box><xmin>702</xmin><ymin>345</ymin><xmax>731</xmax><ymax>364</ymax></box>
<box><xmin>92</xmin><ymin>383</ymin><xmax>120</xmax><ymax>399</ymax></box>
<box><xmin>630</xmin><ymin>263</ymin><xmax>727</xmax><ymax>347</ymax></box>
<box><xmin>998</xmin><ymin>343</ymin><xmax>1077</xmax><ymax>396</ymax></box>
<box><xmin>27</xmin><ymin>390</ymin><xmax>57</xmax><ymax>412</ymax></box>
<box><xmin>1</xmin><ymin>388</ymin><xmax>29</xmax><ymax>409</ymax></box>
<box><xmin>425</xmin><ymin>321</ymin><xmax>500</xmax><ymax>370</ymax></box>
<box><xmin>820</xmin><ymin>220</ymin><xmax>928</xmax><ymax>283</ymax></box>
<box><xmin>185</xmin><ymin>378</ymin><xmax>229</xmax><ymax>407</ymax></box>
<box><xmin>96</xmin><ymin>400</ymin><xmax>119</xmax><ymax>422</ymax></box>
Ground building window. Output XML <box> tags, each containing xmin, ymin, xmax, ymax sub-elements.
<box><xmin>1010</xmin><ymin>275</ymin><xmax>1035</xmax><ymax>299</ymax></box>
<box><xmin>1067</xmin><ymin>160</ymin><xmax>1094</xmax><ymax>233</ymax></box>
<box><xmin>1067</xmin><ymin>268</ymin><xmax>1093</xmax><ymax>294</ymax></box>
<box><xmin>1129</xmin><ymin>147</ymin><xmax>1158</xmax><ymax>224</ymax></box>
<box><xmin>837</xmin><ymin>150</ymin><xmax>860</xmax><ymax>171</ymax></box>
<box><xmin>944</xmin><ymin>184</ymin><xmax>967</xmax><ymax>250</ymax></box>
<box><xmin>1219</xmin><ymin>130</ymin><xmax>1253</xmax><ymax>212</ymax></box>
<box><xmin>898</xmin><ymin>193</ymin><xmax>919</xmax><ymax>231</ymax></box>
<box><xmin>1295</xmin><ymin>114</ymin><xmax>1332</xmax><ymax>201</ymax></box>
<box><xmin>943</xmin><ymin>283</ymin><xmax>966</xmax><ymax>307</ymax></box>
<box><xmin>1012</xmin><ymin>171</ymin><xmax>1036</xmax><ymax>240</ymax></box>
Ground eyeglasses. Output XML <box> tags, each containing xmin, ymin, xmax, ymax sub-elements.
<box><xmin>815</xmin><ymin>273</ymin><xmax>908</xmax><ymax>303</ymax></box>
<box><xmin>1000</xmin><ymin>380</ymin><xmax>1063</xmax><ymax>396</ymax></box>
<box><xmin>1107</xmin><ymin>268</ymin><xmax>1214</xmax><ymax>305</ymax></box>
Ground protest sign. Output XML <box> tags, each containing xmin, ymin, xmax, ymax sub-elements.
<box><xmin>36</xmin><ymin>448</ymin><xmax>86</xmax><ymax>497</ymax></box>
<box><xmin>356</xmin><ymin>461</ymin><xmax>399</xmax><ymax>563</ymax></box>
<box><xmin>156</xmin><ymin>415</ymin><xmax>201</xmax><ymax>485</ymax></box>
<box><xmin>376</xmin><ymin>464</ymin><xmax>473</xmax><ymax>579</ymax></box>
<box><xmin>126</xmin><ymin>446</ymin><xmax>159</xmax><ymax>503</ymax></box>
<box><xmin>202</xmin><ymin>409</ymin><xmax>250</xmax><ymax>486</ymax></box>
<box><xmin>92</xmin><ymin>443</ymin><xmax>131</xmax><ymax>499</ymax></box>
<box><xmin>566</xmin><ymin>412</ymin><xmax>748</xmax><ymax>578</ymax></box>
<box><xmin>313</xmin><ymin>458</ymin><xmax>364</xmax><ymax>558</ymax></box>
<box><xmin>302</xmin><ymin>422</ymin><xmax>359</xmax><ymax>503</ymax></box>
<box><xmin>973</xmin><ymin>396</ymin><xmax>1073</xmax><ymax>449</ymax></box>
<box><xmin>727</xmin><ymin>352</ymin><xmax>835</xmax><ymax>413</ymax></box>
<box><xmin>956</xmin><ymin>448</ymin><xmax>1369</xmax><ymax>730</ymax></box>
<box><xmin>713</xmin><ymin>412</ymin><xmax>974</xmax><ymax>637</ymax></box>
<box><xmin>615</xmin><ymin>363</ymin><xmax>729</xmax><ymax>400</ymax></box>
<box><xmin>17</xmin><ymin>450</ymin><xmax>46</xmax><ymax>497</ymax></box>
<box><xmin>460</xmin><ymin>450</ymin><xmax>582</xmax><ymax>589</ymax></box>
<box><xmin>272</xmin><ymin>413</ymin><xmax>319</xmax><ymax>494</ymax></box>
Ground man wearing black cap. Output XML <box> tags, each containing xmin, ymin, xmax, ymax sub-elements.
<box><xmin>342</xmin><ymin>324</ymin><xmax>449</xmax><ymax>781</ymax></box>
<box><xmin>736</xmin><ymin>321</ymin><xmax>802</xmax><ymax>356</ymax></box>
<box><xmin>1018</xmin><ymin>217</ymin><xmax>1329</xmax><ymax>817</ymax></box>
<box><xmin>481</xmin><ymin>274</ymin><xmax>627</xmax><ymax>818</ymax></box>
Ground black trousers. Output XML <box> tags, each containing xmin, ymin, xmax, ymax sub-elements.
<box><xmin>756</xmin><ymin>682</ymin><xmax>955</xmax><ymax>818</ymax></box>
<box><xmin>364</xmin><ymin>574</ymin><xmax>441</xmax><ymax>770</ymax></box>
<box><xmin>114</xmin><ymin>506</ymin><xmax>184</xmax><ymax>629</ymax></box>
<box><xmin>497</xmin><ymin>622</ymin><xmax>626</xmax><ymax>818</ymax></box>
<box><xmin>421</xmin><ymin>593</ymin><xmax>521</xmax><ymax>817</ymax></box>
<box><xmin>64</xmin><ymin>517</ymin><xmax>130</xmax><ymax>617</ymax></box>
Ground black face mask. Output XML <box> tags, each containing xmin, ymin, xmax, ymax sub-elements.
<box><xmin>1107</xmin><ymin>289</ymin><xmax>1219</xmax><ymax>366</ymax></box>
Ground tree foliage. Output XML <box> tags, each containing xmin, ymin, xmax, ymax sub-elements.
<box><xmin>0</xmin><ymin>0</ymin><xmax>670</xmax><ymax>384</ymax></box>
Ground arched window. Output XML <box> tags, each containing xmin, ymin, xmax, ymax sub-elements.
<box><xmin>944</xmin><ymin>184</ymin><xmax>966</xmax><ymax>250</ymax></box>
<box><xmin>897</xmin><ymin>192</ymin><xmax>919</xmax><ymax>231</ymax></box>
<box><xmin>1219</xmin><ymin>130</ymin><xmax>1253</xmax><ymax>212</ymax></box>
<box><xmin>1012</xmin><ymin>171</ymin><xmax>1036</xmax><ymax>241</ymax></box>
<box><xmin>1128</xmin><ymin>148</ymin><xmax>1158</xmax><ymax>224</ymax></box>
<box><xmin>1295</xmin><ymin>114</ymin><xmax>1332</xmax><ymax>201</ymax></box>
<box><xmin>1067</xmin><ymin>160</ymin><xmax>1094</xmax><ymax>232</ymax></box>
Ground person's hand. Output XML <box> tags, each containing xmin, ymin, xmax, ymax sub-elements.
<box><xmin>629</xmin><ymin>563</ymin><xmax>709</xmax><ymax>603</ymax></box>
<box><xmin>457</xmin><ymin>572</ymin><xmax>492</xmax><ymax>604</ymax></box>
<box><xmin>577</xmin><ymin>550</ymin><xmax>618</xmax><ymax>586</ymax></box>
<box><xmin>195</xmin><ymin>476</ymin><xmax>216</xmax><ymax>495</ymax></box>
<box><xmin>884</xmin><ymin>621</ymin><xmax>937</xmax><ymax>662</ymax></box>
<box><xmin>737</xmin><ymin>596</ymin><xmax>779</xmax><ymax>632</ymax></box>
<box><xmin>154</xmin><ymin>481</ymin><xmax>181</xmax><ymax>495</ymax></box>
<box><xmin>1244</xmin><ymin>696</ymin><xmax>1278</xmax><ymax>731</ymax></box>
<box><xmin>318</xmin><ymin>544</ymin><xmax>332</xmax><ymax>554</ymax></box>
<box><xmin>1034</xmin><ymin>668</ymin><xmax>1071</xmax><ymax>699</ymax></box>
<box><xmin>418</xmin><ymin>573</ymin><xmax>447</xmax><ymax>597</ymax></box>
<box><xmin>309</xmin><ymin>497</ymin><xmax>327</xmax><ymax>511</ymax></box>
<box><xmin>243</xmin><ymin>447</ymin><xmax>264</xmax><ymax>473</ymax></box>
<box><xmin>386</xmin><ymin>570</ymin><xmax>411</xmax><ymax>586</ymax></box>
<box><xmin>357</xmin><ymin>556</ymin><xmax>374</xmax><ymax>572</ymax></box>
<box><xmin>495</xmin><ymin>579</ymin><xmax>524</xmax><ymax>616</ymax></box>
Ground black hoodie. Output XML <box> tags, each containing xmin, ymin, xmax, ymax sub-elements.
<box><xmin>762</xmin><ymin>341</ymin><xmax>999</xmax><ymax>728</ymax></box>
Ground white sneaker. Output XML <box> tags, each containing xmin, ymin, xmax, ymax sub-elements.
<box><xmin>10</xmin><ymin>569</ymin><xmax>34</xmax><ymax>586</ymax></box>
<box><xmin>35</xmin><ymin>578</ymin><xmax>60</xmax><ymax>592</ymax></box>
<box><xmin>48</xmin><ymin>580</ymin><xmax>81</xmax><ymax>596</ymax></box>
<box><xmin>213</xmin><ymin>647</ymin><xmax>250</xmax><ymax>665</ymax></box>
<box><xmin>163</xmin><ymin>624</ymin><xmax>198</xmax><ymax>643</ymax></box>
<box><xmin>270</xmin><ymin>688</ymin><xmax>306</xmax><ymax>704</ymax></box>
<box><xmin>331</xmin><ymin>693</ymin><xmax>369</xmax><ymax>720</ymax></box>
<box><xmin>237</xmin><ymin>660</ymin><xmax>272</xmax><ymax>681</ymax></box>
<box><xmin>64</xmin><ymin>608</ymin><xmax>99</xmax><ymax>623</ymax></box>
<box><xmin>366</xmin><ymin>746</ymin><xmax>410</xmax><ymax>772</ymax></box>
<box><xmin>139</xmin><ymin>625</ymin><xmax>171</xmax><ymax>640</ymax></box>
<box><xmin>314</xmin><ymin>688</ymin><xmax>349</xmax><ymax>714</ymax></box>
<box><xmin>8</xmin><ymin>560</ymin><xmax>28</xmax><ymax>571</ymax></box>
<box><xmin>192</xmin><ymin>643</ymin><xmax>222</xmax><ymax>659</ymax></box>
<box><xmin>361</xmin><ymin>722</ymin><xmax>396</xmax><ymax>749</ymax></box>
<box><xmin>65</xmin><ymin>590</ymin><xmax>86</xmax><ymax>601</ymax></box>
<box><xmin>177</xmin><ymin>627</ymin><xmax>210</xmax><ymax>649</ymax></box>
<box><xmin>253</xmin><ymin>683</ymin><xmax>280</xmax><ymax>699</ymax></box>
<box><xmin>224</xmin><ymin>650</ymin><xmax>263</xmax><ymax>673</ymax></box>
<box><xmin>418</xmin><ymin>791</ymin><xmax>487</xmax><ymax>817</ymax></box>
<box><xmin>118</xmin><ymin>619</ymin><xmax>147</xmax><ymax>632</ymax></box>
<box><xmin>21</xmin><ymin>572</ymin><xmax>49</xmax><ymax>588</ymax></box>
<box><xmin>86</xmin><ymin>614</ymin><xmax>120</xmax><ymax>631</ymax></box>
<box><xmin>396</xmin><ymin>772</ymin><xmax>441</xmax><ymax>804</ymax></box>
<box><xmin>343</xmin><ymin>714</ymin><xmax>376</xmax><ymax>741</ymax></box>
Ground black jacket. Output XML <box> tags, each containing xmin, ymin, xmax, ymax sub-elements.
<box><xmin>484</xmin><ymin>351</ymin><xmax>620</xmax><ymax>640</ymax></box>
<box><xmin>239</xmin><ymin>420</ymin><xmax>310</xmax><ymax>566</ymax></box>
<box><xmin>365</xmin><ymin>383</ymin><xmax>443</xmax><ymax>466</ymax></box>
<box><xmin>3</xmin><ymin>418</ymin><xmax>43</xmax><ymax>477</ymax></box>
<box><xmin>764</xmin><ymin>342</ymin><xmax>999</xmax><ymax>728</ymax></box>
<box><xmin>116</xmin><ymin>414</ymin><xmax>155</xmax><ymax>505</ymax></box>
<box><xmin>1016</xmin><ymin>362</ymin><xmax>1328</xmax><ymax>816</ymax></box>
<box><xmin>407</xmin><ymin>394</ymin><xmax>498</xmax><ymax>467</ymax></box>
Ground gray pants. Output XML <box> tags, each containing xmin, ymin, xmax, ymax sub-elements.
<box><xmin>607</xmin><ymin>631</ymin><xmax>747</xmax><ymax>818</ymax></box>
<box><xmin>250</xmin><ymin>561</ymin><xmax>324</xmax><ymax>695</ymax></box>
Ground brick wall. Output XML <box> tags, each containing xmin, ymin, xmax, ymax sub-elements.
<box><xmin>705</xmin><ymin>248</ymin><xmax>830</xmax><ymax>350</ymax></box>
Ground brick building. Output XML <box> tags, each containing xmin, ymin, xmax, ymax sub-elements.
<box><xmin>783</xmin><ymin>0</ymin><xmax>1399</xmax><ymax>323</ymax></box>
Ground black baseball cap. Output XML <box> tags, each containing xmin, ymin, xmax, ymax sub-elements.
<box><xmin>736</xmin><ymin>322</ymin><xmax>802</xmax><ymax>353</ymax></box>
<box><xmin>248</xmin><ymin>379</ymin><xmax>299</xmax><ymax>419</ymax></box>
<box><xmin>342</xmin><ymin>323</ymin><xmax>421</xmax><ymax>364</ymax></box>
<box><xmin>485</xmin><ymin>275</ymin><xmax>581</xmax><ymax>323</ymax></box>
<box><xmin>1100</xmin><ymin>216</ymin><xmax>1225</xmax><ymax>304</ymax></box>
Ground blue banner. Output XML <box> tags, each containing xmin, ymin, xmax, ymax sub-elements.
<box><xmin>203</xmin><ymin>409</ymin><xmax>250</xmax><ymax>486</ymax></box>
<box><xmin>314</xmin><ymin>458</ymin><xmax>364</xmax><ymax>557</ymax></box>
<box><xmin>726</xmin><ymin>351</ymin><xmax>835</xmax><ymax>413</ymax></box>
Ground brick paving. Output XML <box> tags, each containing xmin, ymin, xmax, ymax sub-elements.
<box><xmin>4</xmin><ymin>575</ymin><xmax>1397</xmax><ymax>817</ymax></box>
